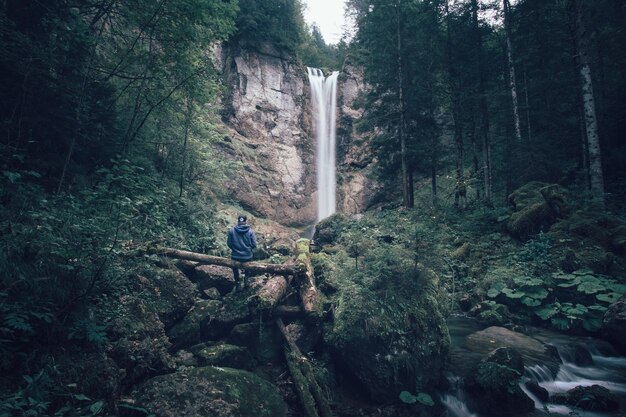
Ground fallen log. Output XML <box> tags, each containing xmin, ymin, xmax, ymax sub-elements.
<box><xmin>149</xmin><ymin>247</ymin><xmax>297</xmax><ymax>276</ymax></box>
<box><xmin>295</xmin><ymin>239</ymin><xmax>322</xmax><ymax>317</ymax></box>
<box><xmin>253</xmin><ymin>275</ymin><xmax>289</xmax><ymax>310</ymax></box>
<box><xmin>277</xmin><ymin>318</ymin><xmax>333</xmax><ymax>417</ymax></box>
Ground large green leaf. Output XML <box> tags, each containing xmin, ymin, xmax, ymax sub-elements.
<box><xmin>521</xmin><ymin>296</ymin><xmax>541</xmax><ymax>307</ymax></box>
<box><xmin>513</xmin><ymin>276</ymin><xmax>543</xmax><ymax>286</ymax></box>
<box><xmin>524</xmin><ymin>287</ymin><xmax>549</xmax><ymax>300</ymax></box>
<box><xmin>561</xmin><ymin>303</ymin><xmax>587</xmax><ymax>317</ymax></box>
<box><xmin>596</xmin><ymin>292</ymin><xmax>622</xmax><ymax>304</ymax></box>
<box><xmin>535</xmin><ymin>305</ymin><xmax>558</xmax><ymax>320</ymax></box>
<box><xmin>572</xmin><ymin>269</ymin><xmax>594</xmax><ymax>276</ymax></box>
<box><xmin>582</xmin><ymin>317</ymin><xmax>603</xmax><ymax>332</ymax></box>
<box><xmin>416</xmin><ymin>393</ymin><xmax>434</xmax><ymax>406</ymax></box>
<box><xmin>502</xmin><ymin>287</ymin><xmax>525</xmax><ymax>299</ymax></box>
<box><xmin>551</xmin><ymin>316</ymin><xmax>571</xmax><ymax>330</ymax></box>
<box><xmin>487</xmin><ymin>288</ymin><xmax>501</xmax><ymax>298</ymax></box>
<box><xmin>399</xmin><ymin>391</ymin><xmax>417</xmax><ymax>404</ymax></box>
<box><xmin>577</xmin><ymin>281</ymin><xmax>606</xmax><ymax>295</ymax></box>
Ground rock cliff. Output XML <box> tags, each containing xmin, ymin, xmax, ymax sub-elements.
<box><xmin>218</xmin><ymin>45</ymin><xmax>377</xmax><ymax>227</ymax></box>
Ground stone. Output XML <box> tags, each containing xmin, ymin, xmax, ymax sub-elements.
<box><xmin>465</xmin><ymin>326</ymin><xmax>561</xmax><ymax>375</ymax></box>
<box><xmin>106</xmin><ymin>294</ymin><xmax>175</xmax><ymax>390</ymax></box>
<box><xmin>133</xmin><ymin>366</ymin><xmax>287</xmax><ymax>417</ymax></box>
<box><xmin>602</xmin><ymin>295</ymin><xmax>626</xmax><ymax>355</ymax></box>
<box><xmin>227</xmin><ymin>322</ymin><xmax>283</xmax><ymax>363</ymax></box>
<box><xmin>203</xmin><ymin>287</ymin><xmax>222</xmax><ymax>300</ymax></box>
<box><xmin>313</xmin><ymin>213</ymin><xmax>348</xmax><ymax>246</ymax></box>
<box><xmin>506</xmin><ymin>182</ymin><xmax>569</xmax><ymax>240</ymax></box>
<box><xmin>525</xmin><ymin>380</ymin><xmax>549</xmax><ymax>402</ymax></box>
<box><xmin>558</xmin><ymin>343</ymin><xmax>593</xmax><ymax>366</ymax></box>
<box><xmin>551</xmin><ymin>385</ymin><xmax>618</xmax><ymax>412</ymax></box>
<box><xmin>464</xmin><ymin>361</ymin><xmax>534</xmax><ymax>416</ymax></box>
<box><xmin>195</xmin><ymin>343</ymin><xmax>256</xmax><ymax>370</ymax></box>
<box><xmin>326</xmin><ymin>265</ymin><xmax>450</xmax><ymax>403</ymax></box>
<box><xmin>167</xmin><ymin>299</ymin><xmax>222</xmax><ymax>349</ymax></box>
<box><xmin>485</xmin><ymin>347</ymin><xmax>525</xmax><ymax>374</ymax></box>
<box><xmin>194</xmin><ymin>264</ymin><xmax>236</xmax><ymax>294</ymax></box>
<box><xmin>204</xmin><ymin>295</ymin><xmax>254</xmax><ymax>341</ymax></box>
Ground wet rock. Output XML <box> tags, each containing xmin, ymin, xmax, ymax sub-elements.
<box><xmin>551</xmin><ymin>385</ymin><xmax>618</xmax><ymax>412</ymax></box>
<box><xmin>464</xmin><ymin>361</ymin><xmax>534</xmax><ymax>415</ymax></box>
<box><xmin>313</xmin><ymin>213</ymin><xmax>348</xmax><ymax>246</ymax></box>
<box><xmin>167</xmin><ymin>299</ymin><xmax>222</xmax><ymax>349</ymax></box>
<box><xmin>558</xmin><ymin>343</ymin><xmax>593</xmax><ymax>366</ymax></box>
<box><xmin>525</xmin><ymin>380</ymin><xmax>549</xmax><ymax>402</ymax></box>
<box><xmin>133</xmin><ymin>366</ymin><xmax>287</xmax><ymax>417</ymax></box>
<box><xmin>327</xmin><ymin>265</ymin><xmax>450</xmax><ymax>403</ymax></box>
<box><xmin>602</xmin><ymin>295</ymin><xmax>626</xmax><ymax>355</ymax></box>
<box><xmin>485</xmin><ymin>347</ymin><xmax>524</xmax><ymax>374</ymax></box>
<box><xmin>194</xmin><ymin>264</ymin><xmax>236</xmax><ymax>294</ymax></box>
<box><xmin>465</xmin><ymin>326</ymin><xmax>561</xmax><ymax>374</ymax></box>
<box><xmin>174</xmin><ymin>259</ymin><xmax>199</xmax><ymax>278</ymax></box>
<box><xmin>195</xmin><ymin>343</ymin><xmax>255</xmax><ymax>370</ymax></box>
<box><xmin>205</xmin><ymin>295</ymin><xmax>254</xmax><ymax>340</ymax></box>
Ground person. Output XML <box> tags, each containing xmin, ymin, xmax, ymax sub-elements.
<box><xmin>227</xmin><ymin>215</ymin><xmax>257</xmax><ymax>291</ymax></box>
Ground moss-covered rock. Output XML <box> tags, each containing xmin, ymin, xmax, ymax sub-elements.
<box><xmin>476</xmin><ymin>310</ymin><xmax>505</xmax><ymax>326</ymax></box>
<box><xmin>133</xmin><ymin>366</ymin><xmax>287</xmax><ymax>417</ymax></box>
<box><xmin>506</xmin><ymin>182</ymin><xmax>569</xmax><ymax>240</ymax></box>
<box><xmin>551</xmin><ymin>385</ymin><xmax>618</xmax><ymax>412</ymax></box>
<box><xmin>167</xmin><ymin>299</ymin><xmax>222</xmax><ymax>349</ymax></box>
<box><xmin>464</xmin><ymin>361</ymin><xmax>534</xmax><ymax>415</ymax></box>
<box><xmin>602</xmin><ymin>295</ymin><xmax>626</xmax><ymax>355</ymax></box>
<box><xmin>313</xmin><ymin>213</ymin><xmax>349</xmax><ymax>246</ymax></box>
<box><xmin>327</xmin><ymin>265</ymin><xmax>449</xmax><ymax>403</ymax></box>
<box><xmin>195</xmin><ymin>343</ymin><xmax>256</xmax><ymax>370</ymax></box>
<box><xmin>194</xmin><ymin>264</ymin><xmax>236</xmax><ymax>294</ymax></box>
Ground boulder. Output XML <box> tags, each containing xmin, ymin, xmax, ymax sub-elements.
<box><xmin>129</xmin><ymin>266</ymin><xmax>198</xmax><ymax>328</ymax></box>
<box><xmin>465</xmin><ymin>327</ymin><xmax>561</xmax><ymax>375</ymax></box>
<box><xmin>557</xmin><ymin>343</ymin><xmax>593</xmax><ymax>366</ymax></box>
<box><xmin>525</xmin><ymin>380</ymin><xmax>549</xmax><ymax>402</ymax></box>
<box><xmin>133</xmin><ymin>366</ymin><xmax>287</xmax><ymax>417</ymax></box>
<box><xmin>506</xmin><ymin>182</ymin><xmax>569</xmax><ymax>240</ymax></box>
<box><xmin>464</xmin><ymin>355</ymin><xmax>534</xmax><ymax>416</ymax></box>
<box><xmin>195</xmin><ymin>343</ymin><xmax>256</xmax><ymax>370</ymax></box>
<box><xmin>205</xmin><ymin>295</ymin><xmax>254</xmax><ymax>340</ymax></box>
<box><xmin>313</xmin><ymin>213</ymin><xmax>348</xmax><ymax>246</ymax></box>
<box><xmin>602</xmin><ymin>295</ymin><xmax>626</xmax><ymax>355</ymax></box>
<box><xmin>226</xmin><ymin>322</ymin><xmax>283</xmax><ymax>363</ymax></box>
<box><xmin>551</xmin><ymin>385</ymin><xmax>618</xmax><ymax>412</ymax></box>
<box><xmin>194</xmin><ymin>264</ymin><xmax>236</xmax><ymax>294</ymax></box>
<box><xmin>167</xmin><ymin>299</ymin><xmax>222</xmax><ymax>349</ymax></box>
<box><xmin>327</xmin><ymin>265</ymin><xmax>450</xmax><ymax>403</ymax></box>
<box><xmin>106</xmin><ymin>294</ymin><xmax>175</xmax><ymax>389</ymax></box>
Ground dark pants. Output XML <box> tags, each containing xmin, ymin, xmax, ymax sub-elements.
<box><xmin>232</xmin><ymin>260</ymin><xmax>251</xmax><ymax>286</ymax></box>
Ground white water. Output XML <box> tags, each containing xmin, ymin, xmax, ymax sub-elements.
<box><xmin>307</xmin><ymin>67</ymin><xmax>339</xmax><ymax>222</ymax></box>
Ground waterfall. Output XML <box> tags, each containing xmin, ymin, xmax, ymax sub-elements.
<box><xmin>307</xmin><ymin>67</ymin><xmax>339</xmax><ymax>222</ymax></box>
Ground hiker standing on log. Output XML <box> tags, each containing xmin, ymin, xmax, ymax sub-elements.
<box><xmin>227</xmin><ymin>215</ymin><xmax>257</xmax><ymax>291</ymax></box>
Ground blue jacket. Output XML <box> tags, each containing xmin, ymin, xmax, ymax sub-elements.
<box><xmin>227</xmin><ymin>224</ymin><xmax>257</xmax><ymax>261</ymax></box>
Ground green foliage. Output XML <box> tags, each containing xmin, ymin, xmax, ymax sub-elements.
<box><xmin>486</xmin><ymin>268</ymin><xmax>624</xmax><ymax>332</ymax></box>
<box><xmin>399</xmin><ymin>391</ymin><xmax>434</xmax><ymax>406</ymax></box>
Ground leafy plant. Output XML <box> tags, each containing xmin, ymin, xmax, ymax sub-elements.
<box><xmin>399</xmin><ymin>391</ymin><xmax>434</xmax><ymax>406</ymax></box>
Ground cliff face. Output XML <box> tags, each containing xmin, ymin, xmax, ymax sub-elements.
<box><xmin>219</xmin><ymin>44</ymin><xmax>376</xmax><ymax>227</ymax></box>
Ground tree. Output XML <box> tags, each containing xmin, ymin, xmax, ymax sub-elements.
<box><xmin>568</xmin><ymin>0</ymin><xmax>605</xmax><ymax>208</ymax></box>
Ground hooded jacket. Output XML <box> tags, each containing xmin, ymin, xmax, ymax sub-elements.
<box><xmin>227</xmin><ymin>223</ymin><xmax>257</xmax><ymax>261</ymax></box>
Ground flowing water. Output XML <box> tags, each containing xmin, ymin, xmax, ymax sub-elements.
<box><xmin>445</xmin><ymin>315</ymin><xmax>626</xmax><ymax>417</ymax></box>
<box><xmin>307</xmin><ymin>67</ymin><xmax>339</xmax><ymax>222</ymax></box>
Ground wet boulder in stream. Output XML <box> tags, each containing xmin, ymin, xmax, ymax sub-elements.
<box><xmin>551</xmin><ymin>384</ymin><xmax>619</xmax><ymax>412</ymax></box>
<box><xmin>602</xmin><ymin>295</ymin><xmax>626</xmax><ymax>355</ymax></box>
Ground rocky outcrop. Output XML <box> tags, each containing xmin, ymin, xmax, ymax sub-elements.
<box><xmin>337</xmin><ymin>64</ymin><xmax>381</xmax><ymax>215</ymax></box>
<box><xmin>327</xmin><ymin>265</ymin><xmax>449</xmax><ymax>403</ymax></box>
<box><xmin>602</xmin><ymin>295</ymin><xmax>626</xmax><ymax>354</ymax></box>
<box><xmin>220</xmin><ymin>45</ymin><xmax>375</xmax><ymax>227</ymax></box>
<box><xmin>551</xmin><ymin>385</ymin><xmax>619</xmax><ymax>412</ymax></box>
<box><xmin>220</xmin><ymin>43</ymin><xmax>316</xmax><ymax>227</ymax></box>
<box><xmin>133</xmin><ymin>366</ymin><xmax>288</xmax><ymax>417</ymax></box>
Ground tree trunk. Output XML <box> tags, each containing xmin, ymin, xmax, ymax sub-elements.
<box><xmin>277</xmin><ymin>319</ymin><xmax>333</xmax><ymax>417</ymax></box>
<box><xmin>295</xmin><ymin>239</ymin><xmax>321</xmax><ymax>317</ymax></box>
<box><xmin>254</xmin><ymin>275</ymin><xmax>289</xmax><ymax>310</ymax></box>
<box><xmin>569</xmin><ymin>0</ymin><xmax>605</xmax><ymax>209</ymax></box>
<box><xmin>471</xmin><ymin>0</ymin><xmax>492</xmax><ymax>203</ymax></box>
<box><xmin>179</xmin><ymin>98</ymin><xmax>193</xmax><ymax>197</ymax></box>
<box><xmin>446</xmin><ymin>0</ymin><xmax>465</xmax><ymax>210</ymax></box>
<box><xmin>150</xmin><ymin>247</ymin><xmax>298</xmax><ymax>276</ymax></box>
<box><xmin>503</xmin><ymin>0</ymin><xmax>523</xmax><ymax>144</ymax></box>
<box><xmin>397</xmin><ymin>2</ymin><xmax>412</xmax><ymax>208</ymax></box>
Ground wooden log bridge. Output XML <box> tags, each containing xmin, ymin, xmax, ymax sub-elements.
<box><xmin>149</xmin><ymin>239</ymin><xmax>322</xmax><ymax>317</ymax></box>
<box><xmin>149</xmin><ymin>247</ymin><xmax>299</xmax><ymax>276</ymax></box>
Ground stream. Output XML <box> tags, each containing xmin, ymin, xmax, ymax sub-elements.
<box><xmin>444</xmin><ymin>315</ymin><xmax>626</xmax><ymax>417</ymax></box>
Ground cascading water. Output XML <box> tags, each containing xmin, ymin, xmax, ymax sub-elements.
<box><xmin>307</xmin><ymin>67</ymin><xmax>339</xmax><ymax>222</ymax></box>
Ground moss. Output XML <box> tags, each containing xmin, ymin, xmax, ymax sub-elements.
<box><xmin>196</xmin><ymin>343</ymin><xmax>255</xmax><ymax>370</ymax></box>
<box><xmin>135</xmin><ymin>366</ymin><xmax>287</xmax><ymax>417</ymax></box>
<box><xmin>507</xmin><ymin>202</ymin><xmax>555</xmax><ymax>240</ymax></box>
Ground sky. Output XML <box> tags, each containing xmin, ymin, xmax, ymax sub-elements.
<box><xmin>302</xmin><ymin>0</ymin><xmax>348</xmax><ymax>45</ymax></box>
